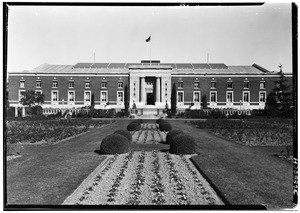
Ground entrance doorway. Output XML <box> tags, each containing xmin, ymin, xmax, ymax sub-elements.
<box><xmin>147</xmin><ymin>93</ymin><xmax>155</xmax><ymax>105</ymax></box>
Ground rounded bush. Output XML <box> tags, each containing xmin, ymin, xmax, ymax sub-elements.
<box><xmin>159</xmin><ymin>122</ymin><xmax>172</xmax><ymax>132</ymax></box>
<box><xmin>156</xmin><ymin>118</ymin><xmax>164</xmax><ymax>124</ymax></box>
<box><xmin>114</xmin><ymin>129</ymin><xmax>132</xmax><ymax>143</ymax></box>
<box><xmin>166</xmin><ymin>129</ymin><xmax>184</xmax><ymax>144</ymax></box>
<box><xmin>169</xmin><ymin>133</ymin><xmax>196</xmax><ymax>155</ymax></box>
<box><xmin>127</xmin><ymin>122</ymin><xmax>141</xmax><ymax>131</ymax></box>
<box><xmin>131</xmin><ymin>119</ymin><xmax>141</xmax><ymax>124</ymax></box>
<box><xmin>100</xmin><ymin>133</ymin><xmax>130</xmax><ymax>154</ymax></box>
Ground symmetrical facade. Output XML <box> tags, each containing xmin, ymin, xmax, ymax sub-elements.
<box><xmin>8</xmin><ymin>60</ymin><xmax>292</xmax><ymax>116</ymax></box>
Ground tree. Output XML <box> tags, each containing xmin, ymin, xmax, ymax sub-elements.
<box><xmin>265</xmin><ymin>65</ymin><xmax>293</xmax><ymax>117</ymax></box>
<box><xmin>124</xmin><ymin>84</ymin><xmax>129</xmax><ymax>115</ymax></box>
<box><xmin>20</xmin><ymin>90</ymin><xmax>45</xmax><ymax>115</ymax></box>
<box><xmin>91</xmin><ymin>93</ymin><xmax>95</xmax><ymax>109</ymax></box>
<box><xmin>201</xmin><ymin>94</ymin><xmax>208</xmax><ymax>109</ymax></box>
<box><xmin>171</xmin><ymin>83</ymin><xmax>177</xmax><ymax>115</ymax></box>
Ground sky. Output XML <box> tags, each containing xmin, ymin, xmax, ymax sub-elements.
<box><xmin>7</xmin><ymin>3</ymin><xmax>293</xmax><ymax>73</ymax></box>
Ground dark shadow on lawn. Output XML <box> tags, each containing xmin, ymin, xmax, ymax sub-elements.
<box><xmin>94</xmin><ymin>149</ymin><xmax>102</xmax><ymax>155</ymax></box>
<box><xmin>94</xmin><ymin>149</ymin><xmax>111</xmax><ymax>155</ymax></box>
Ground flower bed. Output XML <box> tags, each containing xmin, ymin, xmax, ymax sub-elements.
<box><xmin>191</xmin><ymin>119</ymin><xmax>292</xmax><ymax>130</ymax></box>
<box><xmin>211</xmin><ymin>128</ymin><xmax>293</xmax><ymax>146</ymax></box>
<box><xmin>191</xmin><ymin>119</ymin><xmax>293</xmax><ymax>146</ymax></box>
<box><xmin>131</xmin><ymin>123</ymin><xmax>167</xmax><ymax>144</ymax></box>
<box><xmin>6</xmin><ymin>119</ymin><xmax>112</xmax><ymax>145</ymax></box>
<box><xmin>64</xmin><ymin>151</ymin><xmax>224</xmax><ymax>205</ymax></box>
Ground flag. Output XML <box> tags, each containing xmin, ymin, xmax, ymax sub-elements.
<box><xmin>146</xmin><ymin>35</ymin><xmax>151</xmax><ymax>42</ymax></box>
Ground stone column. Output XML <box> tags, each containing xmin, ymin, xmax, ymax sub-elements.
<box><xmin>15</xmin><ymin>107</ymin><xmax>18</xmax><ymax>117</ymax></box>
<box><xmin>22</xmin><ymin>107</ymin><xmax>26</xmax><ymax>117</ymax></box>
<box><xmin>141</xmin><ymin>77</ymin><xmax>146</xmax><ymax>104</ymax></box>
<box><xmin>156</xmin><ymin>77</ymin><xmax>161</xmax><ymax>103</ymax></box>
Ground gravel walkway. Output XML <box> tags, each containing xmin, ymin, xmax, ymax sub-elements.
<box><xmin>63</xmin><ymin>151</ymin><xmax>224</xmax><ymax>205</ymax></box>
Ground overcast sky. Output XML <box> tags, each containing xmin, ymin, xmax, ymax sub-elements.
<box><xmin>7</xmin><ymin>3</ymin><xmax>293</xmax><ymax>73</ymax></box>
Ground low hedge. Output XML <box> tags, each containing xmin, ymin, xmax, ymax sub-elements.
<box><xmin>169</xmin><ymin>133</ymin><xmax>196</xmax><ymax>155</ymax></box>
<box><xmin>159</xmin><ymin>122</ymin><xmax>172</xmax><ymax>132</ymax></box>
<box><xmin>100</xmin><ymin>133</ymin><xmax>130</xmax><ymax>154</ymax></box>
<box><xmin>114</xmin><ymin>129</ymin><xmax>132</xmax><ymax>143</ymax></box>
<box><xmin>127</xmin><ymin>122</ymin><xmax>141</xmax><ymax>131</ymax></box>
<box><xmin>166</xmin><ymin>129</ymin><xmax>184</xmax><ymax>144</ymax></box>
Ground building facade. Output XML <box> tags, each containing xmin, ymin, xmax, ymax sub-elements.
<box><xmin>8</xmin><ymin>60</ymin><xmax>292</xmax><ymax>116</ymax></box>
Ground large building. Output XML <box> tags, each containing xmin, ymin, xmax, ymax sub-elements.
<box><xmin>8</xmin><ymin>60</ymin><xmax>292</xmax><ymax>116</ymax></box>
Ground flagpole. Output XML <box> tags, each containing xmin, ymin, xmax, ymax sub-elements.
<box><xmin>150</xmin><ymin>34</ymin><xmax>152</xmax><ymax>66</ymax></box>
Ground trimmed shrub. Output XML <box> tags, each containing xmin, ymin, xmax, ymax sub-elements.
<box><xmin>114</xmin><ymin>129</ymin><xmax>132</xmax><ymax>143</ymax></box>
<box><xmin>131</xmin><ymin>120</ymin><xmax>141</xmax><ymax>124</ymax></box>
<box><xmin>100</xmin><ymin>133</ymin><xmax>130</xmax><ymax>154</ymax></box>
<box><xmin>131</xmin><ymin>119</ymin><xmax>143</xmax><ymax>124</ymax></box>
<box><xmin>169</xmin><ymin>133</ymin><xmax>196</xmax><ymax>155</ymax></box>
<box><xmin>127</xmin><ymin>122</ymin><xmax>141</xmax><ymax>131</ymax></box>
<box><xmin>159</xmin><ymin>122</ymin><xmax>172</xmax><ymax>132</ymax></box>
<box><xmin>156</xmin><ymin>118</ymin><xmax>164</xmax><ymax>124</ymax></box>
<box><xmin>166</xmin><ymin>129</ymin><xmax>184</xmax><ymax>144</ymax></box>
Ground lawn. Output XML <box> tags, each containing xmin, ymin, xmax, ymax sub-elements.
<box><xmin>5</xmin><ymin>119</ymin><xmax>130</xmax><ymax>205</ymax></box>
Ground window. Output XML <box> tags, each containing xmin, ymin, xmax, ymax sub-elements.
<box><xmin>194</xmin><ymin>82</ymin><xmax>199</xmax><ymax>89</ymax></box>
<box><xmin>117</xmin><ymin>91</ymin><xmax>124</xmax><ymax>102</ymax></box>
<box><xmin>226</xmin><ymin>91</ymin><xmax>233</xmax><ymax>102</ymax></box>
<box><xmin>177</xmin><ymin>91</ymin><xmax>184</xmax><ymax>102</ymax></box>
<box><xmin>118</xmin><ymin>82</ymin><xmax>123</xmax><ymax>88</ymax></box>
<box><xmin>178</xmin><ymin>81</ymin><xmax>183</xmax><ymax>89</ymax></box>
<box><xmin>36</xmin><ymin>80</ymin><xmax>41</xmax><ymax>88</ymax></box>
<box><xmin>52</xmin><ymin>91</ymin><xmax>59</xmax><ymax>102</ymax></box>
<box><xmin>20</xmin><ymin>80</ymin><xmax>25</xmax><ymax>88</ymax></box>
<box><xmin>243</xmin><ymin>91</ymin><xmax>250</xmax><ymax>102</ymax></box>
<box><xmin>69</xmin><ymin>81</ymin><xmax>74</xmax><ymax>88</ymax></box>
<box><xmin>52</xmin><ymin>81</ymin><xmax>58</xmax><ymax>88</ymax></box>
<box><xmin>211</xmin><ymin>82</ymin><xmax>216</xmax><ymax>89</ymax></box>
<box><xmin>101</xmin><ymin>82</ymin><xmax>107</xmax><ymax>88</ymax></box>
<box><xmin>193</xmin><ymin>91</ymin><xmax>200</xmax><ymax>102</ymax></box>
<box><xmin>85</xmin><ymin>91</ymin><xmax>91</xmax><ymax>102</ymax></box>
<box><xmin>101</xmin><ymin>91</ymin><xmax>108</xmax><ymax>102</ymax></box>
<box><xmin>259</xmin><ymin>92</ymin><xmax>266</xmax><ymax>102</ymax></box>
<box><xmin>68</xmin><ymin>91</ymin><xmax>75</xmax><ymax>102</ymax></box>
<box><xmin>260</xmin><ymin>82</ymin><xmax>265</xmax><ymax>89</ymax></box>
<box><xmin>243</xmin><ymin>82</ymin><xmax>249</xmax><ymax>89</ymax></box>
<box><xmin>210</xmin><ymin>91</ymin><xmax>217</xmax><ymax>102</ymax></box>
<box><xmin>85</xmin><ymin>82</ymin><xmax>90</xmax><ymax>88</ymax></box>
<box><xmin>19</xmin><ymin>90</ymin><xmax>25</xmax><ymax>101</ymax></box>
<box><xmin>35</xmin><ymin>90</ymin><xmax>42</xmax><ymax>95</ymax></box>
<box><xmin>227</xmin><ymin>81</ymin><xmax>233</xmax><ymax>89</ymax></box>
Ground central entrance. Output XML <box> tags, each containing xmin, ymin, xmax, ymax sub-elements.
<box><xmin>145</xmin><ymin>77</ymin><xmax>156</xmax><ymax>105</ymax></box>
<box><xmin>147</xmin><ymin>93</ymin><xmax>155</xmax><ymax>105</ymax></box>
